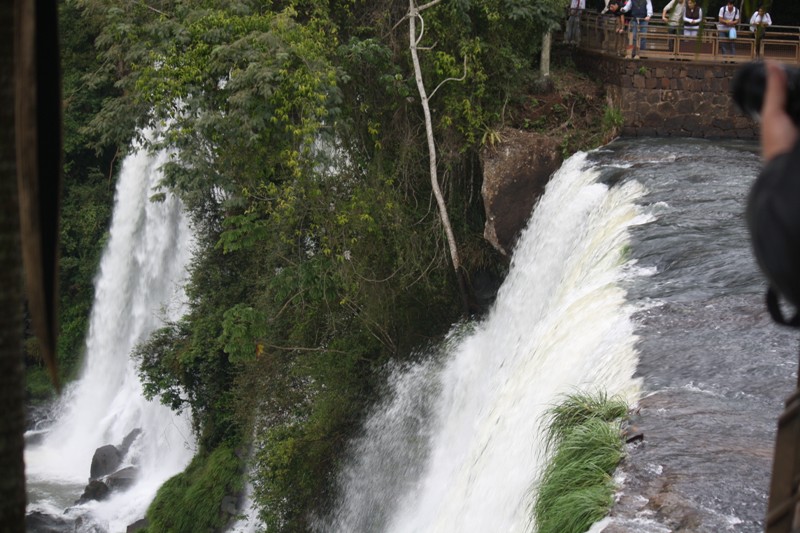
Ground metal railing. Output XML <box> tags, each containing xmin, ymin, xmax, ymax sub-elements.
<box><xmin>567</xmin><ymin>11</ymin><xmax>800</xmax><ymax>64</ymax></box>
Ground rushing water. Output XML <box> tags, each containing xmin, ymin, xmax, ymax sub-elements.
<box><xmin>318</xmin><ymin>138</ymin><xmax>797</xmax><ymax>533</ymax></box>
<box><xmin>320</xmin><ymin>151</ymin><xmax>649</xmax><ymax>532</ymax></box>
<box><xmin>590</xmin><ymin>138</ymin><xmax>798</xmax><ymax>533</ymax></box>
<box><xmin>24</xmin><ymin>134</ymin><xmax>797</xmax><ymax>532</ymax></box>
<box><xmin>25</xmin><ymin>141</ymin><xmax>197</xmax><ymax>532</ymax></box>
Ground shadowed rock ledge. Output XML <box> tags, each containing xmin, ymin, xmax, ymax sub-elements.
<box><xmin>481</xmin><ymin>128</ymin><xmax>563</xmax><ymax>256</ymax></box>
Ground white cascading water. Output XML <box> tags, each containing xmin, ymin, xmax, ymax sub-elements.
<box><xmin>324</xmin><ymin>152</ymin><xmax>648</xmax><ymax>533</ymax></box>
<box><xmin>25</xmin><ymin>136</ymin><xmax>197</xmax><ymax>531</ymax></box>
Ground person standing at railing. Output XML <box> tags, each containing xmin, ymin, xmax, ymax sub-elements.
<box><xmin>749</xmin><ymin>5</ymin><xmax>772</xmax><ymax>57</ymax></box>
<box><xmin>683</xmin><ymin>0</ymin><xmax>702</xmax><ymax>37</ymax></box>
<box><xmin>566</xmin><ymin>0</ymin><xmax>587</xmax><ymax>46</ymax></box>
<box><xmin>605</xmin><ymin>0</ymin><xmax>626</xmax><ymax>35</ymax></box>
<box><xmin>662</xmin><ymin>0</ymin><xmax>685</xmax><ymax>52</ymax></box>
<box><xmin>622</xmin><ymin>0</ymin><xmax>653</xmax><ymax>59</ymax></box>
<box><xmin>718</xmin><ymin>0</ymin><xmax>740</xmax><ymax>60</ymax></box>
<box><xmin>604</xmin><ymin>0</ymin><xmax>627</xmax><ymax>55</ymax></box>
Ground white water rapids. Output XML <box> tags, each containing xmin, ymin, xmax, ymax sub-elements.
<box><xmin>25</xmin><ymin>141</ymin><xmax>197</xmax><ymax>531</ymax></box>
<box><xmin>321</xmin><ymin>152</ymin><xmax>649</xmax><ymax>533</ymax></box>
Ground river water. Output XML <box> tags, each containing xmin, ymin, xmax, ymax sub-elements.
<box><xmin>591</xmin><ymin>138</ymin><xmax>799</xmax><ymax>533</ymax></box>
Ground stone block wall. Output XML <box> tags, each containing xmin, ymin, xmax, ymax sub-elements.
<box><xmin>574</xmin><ymin>51</ymin><xmax>759</xmax><ymax>139</ymax></box>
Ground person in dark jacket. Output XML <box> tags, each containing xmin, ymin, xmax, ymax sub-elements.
<box><xmin>621</xmin><ymin>0</ymin><xmax>652</xmax><ymax>59</ymax></box>
<box><xmin>747</xmin><ymin>61</ymin><xmax>800</xmax><ymax>322</ymax></box>
<box><xmin>683</xmin><ymin>0</ymin><xmax>702</xmax><ymax>36</ymax></box>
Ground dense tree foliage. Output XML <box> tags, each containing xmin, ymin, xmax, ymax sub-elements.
<box><xmin>59</xmin><ymin>0</ymin><xmax>569</xmax><ymax>529</ymax></box>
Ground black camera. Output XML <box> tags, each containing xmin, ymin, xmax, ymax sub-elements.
<box><xmin>732</xmin><ymin>62</ymin><xmax>800</xmax><ymax>125</ymax></box>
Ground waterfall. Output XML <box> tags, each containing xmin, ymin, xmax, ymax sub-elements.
<box><xmin>322</xmin><ymin>153</ymin><xmax>648</xmax><ymax>533</ymax></box>
<box><xmin>25</xmin><ymin>137</ymin><xmax>197</xmax><ymax>531</ymax></box>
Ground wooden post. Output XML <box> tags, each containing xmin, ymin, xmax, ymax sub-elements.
<box><xmin>14</xmin><ymin>0</ymin><xmax>62</xmax><ymax>389</ymax></box>
<box><xmin>765</xmin><ymin>361</ymin><xmax>800</xmax><ymax>533</ymax></box>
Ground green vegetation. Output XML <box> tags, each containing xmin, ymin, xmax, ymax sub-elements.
<box><xmin>533</xmin><ymin>391</ymin><xmax>630</xmax><ymax>533</ymax></box>
<box><xmin>602</xmin><ymin>105</ymin><xmax>624</xmax><ymax>136</ymax></box>
<box><xmin>48</xmin><ymin>0</ymin><xmax>625</xmax><ymax>529</ymax></box>
<box><xmin>142</xmin><ymin>445</ymin><xmax>242</xmax><ymax>533</ymax></box>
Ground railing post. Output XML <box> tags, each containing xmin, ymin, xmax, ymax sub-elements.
<box><xmin>765</xmin><ymin>378</ymin><xmax>800</xmax><ymax>533</ymax></box>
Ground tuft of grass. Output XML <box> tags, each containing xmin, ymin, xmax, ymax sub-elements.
<box><xmin>542</xmin><ymin>391</ymin><xmax>628</xmax><ymax>452</ymax></box>
<box><xmin>143</xmin><ymin>444</ymin><xmax>242</xmax><ymax>533</ymax></box>
<box><xmin>602</xmin><ymin>105</ymin><xmax>624</xmax><ymax>134</ymax></box>
<box><xmin>533</xmin><ymin>391</ymin><xmax>630</xmax><ymax>533</ymax></box>
<box><xmin>536</xmin><ymin>484</ymin><xmax>614</xmax><ymax>533</ymax></box>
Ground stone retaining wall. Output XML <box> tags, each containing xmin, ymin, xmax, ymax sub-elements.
<box><xmin>574</xmin><ymin>51</ymin><xmax>759</xmax><ymax>139</ymax></box>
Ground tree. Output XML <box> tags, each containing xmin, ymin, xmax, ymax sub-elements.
<box><xmin>1</xmin><ymin>0</ymin><xmax>62</xmax><ymax>529</ymax></box>
<box><xmin>408</xmin><ymin>0</ymin><xmax>470</xmax><ymax>312</ymax></box>
<box><xmin>0</xmin><ymin>3</ymin><xmax>26</xmax><ymax>527</ymax></box>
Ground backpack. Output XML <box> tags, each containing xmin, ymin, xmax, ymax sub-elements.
<box><xmin>719</xmin><ymin>6</ymin><xmax>739</xmax><ymax>24</ymax></box>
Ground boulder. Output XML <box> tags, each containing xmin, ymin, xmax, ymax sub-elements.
<box><xmin>118</xmin><ymin>428</ymin><xmax>142</xmax><ymax>457</ymax></box>
<box><xmin>76</xmin><ymin>479</ymin><xmax>110</xmax><ymax>504</ymax></box>
<box><xmin>126</xmin><ymin>518</ymin><xmax>149</xmax><ymax>532</ymax></box>
<box><xmin>481</xmin><ymin>128</ymin><xmax>562</xmax><ymax>255</ymax></box>
<box><xmin>25</xmin><ymin>511</ymin><xmax>74</xmax><ymax>532</ymax></box>
<box><xmin>24</xmin><ymin>429</ymin><xmax>46</xmax><ymax>447</ymax></box>
<box><xmin>105</xmin><ymin>466</ymin><xmax>138</xmax><ymax>491</ymax></box>
<box><xmin>469</xmin><ymin>268</ymin><xmax>503</xmax><ymax>310</ymax></box>
<box><xmin>221</xmin><ymin>494</ymin><xmax>239</xmax><ymax>515</ymax></box>
<box><xmin>72</xmin><ymin>515</ymin><xmax>107</xmax><ymax>533</ymax></box>
<box><xmin>89</xmin><ymin>444</ymin><xmax>121</xmax><ymax>480</ymax></box>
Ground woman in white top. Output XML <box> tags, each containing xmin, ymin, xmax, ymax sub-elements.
<box><xmin>662</xmin><ymin>0</ymin><xmax>685</xmax><ymax>51</ymax></box>
<box><xmin>750</xmin><ymin>6</ymin><xmax>772</xmax><ymax>56</ymax></box>
<box><xmin>750</xmin><ymin>6</ymin><xmax>772</xmax><ymax>33</ymax></box>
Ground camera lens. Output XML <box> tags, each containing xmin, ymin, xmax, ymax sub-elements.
<box><xmin>732</xmin><ymin>62</ymin><xmax>800</xmax><ymax>125</ymax></box>
<box><xmin>732</xmin><ymin>62</ymin><xmax>767</xmax><ymax>120</ymax></box>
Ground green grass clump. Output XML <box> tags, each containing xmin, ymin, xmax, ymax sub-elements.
<box><xmin>143</xmin><ymin>444</ymin><xmax>242</xmax><ymax>533</ymax></box>
<box><xmin>542</xmin><ymin>391</ymin><xmax>628</xmax><ymax>452</ymax></box>
<box><xmin>533</xmin><ymin>391</ymin><xmax>630</xmax><ymax>533</ymax></box>
<box><xmin>602</xmin><ymin>105</ymin><xmax>624</xmax><ymax>134</ymax></box>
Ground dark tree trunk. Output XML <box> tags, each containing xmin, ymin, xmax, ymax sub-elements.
<box><xmin>0</xmin><ymin>2</ymin><xmax>27</xmax><ymax>529</ymax></box>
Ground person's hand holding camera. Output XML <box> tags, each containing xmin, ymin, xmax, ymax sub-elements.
<box><xmin>761</xmin><ymin>61</ymin><xmax>799</xmax><ymax>162</ymax></box>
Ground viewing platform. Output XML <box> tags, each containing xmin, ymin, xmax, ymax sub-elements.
<box><xmin>568</xmin><ymin>11</ymin><xmax>800</xmax><ymax>64</ymax></box>
<box><xmin>559</xmin><ymin>11</ymin><xmax>791</xmax><ymax>139</ymax></box>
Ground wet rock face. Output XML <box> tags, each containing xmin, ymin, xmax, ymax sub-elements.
<box><xmin>26</xmin><ymin>511</ymin><xmax>75</xmax><ymax>532</ymax></box>
<box><xmin>126</xmin><ymin>518</ymin><xmax>148</xmax><ymax>532</ymax></box>
<box><xmin>79</xmin><ymin>430</ymin><xmax>143</xmax><ymax>505</ymax></box>
<box><xmin>481</xmin><ymin>128</ymin><xmax>563</xmax><ymax>256</ymax></box>
<box><xmin>77</xmin><ymin>480</ymin><xmax>110</xmax><ymax>504</ymax></box>
<box><xmin>119</xmin><ymin>428</ymin><xmax>142</xmax><ymax>457</ymax></box>
<box><xmin>105</xmin><ymin>466</ymin><xmax>138</xmax><ymax>491</ymax></box>
<box><xmin>89</xmin><ymin>444</ymin><xmax>122</xmax><ymax>480</ymax></box>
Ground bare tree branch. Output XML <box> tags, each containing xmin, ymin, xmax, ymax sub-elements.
<box><xmin>136</xmin><ymin>1</ymin><xmax>171</xmax><ymax>17</ymax></box>
<box><xmin>263</xmin><ymin>343</ymin><xmax>346</xmax><ymax>354</ymax></box>
<box><xmin>415</xmin><ymin>12</ymin><xmax>425</xmax><ymax>45</ymax></box>
<box><xmin>429</xmin><ymin>55</ymin><xmax>468</xmax><ymax>100</ymax></box>
<box><xmin>418</xmin><ymin>0</ymin><xmax>445</xmax><ymax>11</ymax></box>
<box><xmin>408</xmin><ymin>0</ymin><xmax>470</xmax><ymax>312</ymax></box>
